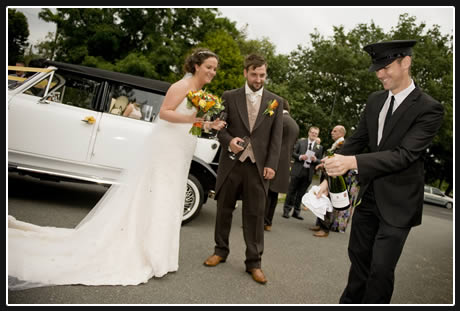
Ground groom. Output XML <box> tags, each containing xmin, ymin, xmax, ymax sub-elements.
<box><xmin>204</xmin><ymin>54</ymin><xmax>283</xmax><ymax>284</ymax></box>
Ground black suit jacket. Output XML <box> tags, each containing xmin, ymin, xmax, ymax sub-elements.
<box><xmin>290</xmin><ymin>138</ymin><xmax>323</xmax><ymax>182</ymax></box>
<box><xmin>338</xmin><ymin>87</ymin><xmax>444</xmax><ymax>228</ymax></box>
<box><xmin>269</xmin><ymin>112</ymin><xmax>299</xmax><ymax>193</ymax></box>
<box><xmin>215</xmin><ymin>87</ymin><xmax>284</xmax><ymax>197</ymax></box>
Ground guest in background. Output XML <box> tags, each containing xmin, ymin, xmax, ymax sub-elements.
<box><xmin>264</xmin><ymin>99</ymin><xmax>299</xmax><ymax>231</ymax></box>
<box><xmin>282</xmin><ymin>126</ymin><xmax>322</xmax><ymax>220</ymax></box>
<box><xmin>8</xmin><ymin>61</ymin><xmax>26</xmax><ymax>88</ymax></box>
<box><xmin>310</xmin><ymin>125</ymin><xmax>346</xmax><ymax>237</ymax></box>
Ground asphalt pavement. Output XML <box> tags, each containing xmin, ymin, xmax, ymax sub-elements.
<box><xmin>7</xmin><ymin>173</ymin><xmax>454</xmax><ymax>305</ymax></box>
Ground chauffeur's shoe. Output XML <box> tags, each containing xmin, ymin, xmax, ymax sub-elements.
<box><xmin>292</xmin><ymin>214</ymin><xmax>304</xmax><ymax>220</ymax></box>
<box><xmin>246</xmin><ymin>268</ymin><xmax>267</xmax><ymax>284</ymax></box>
<box><xmin>203</xmin><ymin>254</ymin><xmax>226</xmax><ymax>267</ymax></box>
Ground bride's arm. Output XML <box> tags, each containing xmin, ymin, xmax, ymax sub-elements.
<box><xmin>159</xmin><ymin>80</ymin><xmax>198</xmax><ymax>124</ymax></box>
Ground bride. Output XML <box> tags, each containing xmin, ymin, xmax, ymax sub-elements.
<box><xmin>8</xmin><ymin>48</ymin><xmax>225</xmax><ymax>290</ymax></box>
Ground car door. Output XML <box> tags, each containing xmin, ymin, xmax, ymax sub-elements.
<box><xmin>8</xmin><ymin>71</ymin><xmax>102</xmax><ymax>163</ymax></box>
<box><xmin>424</xmin><ymin>186</ymin><xmax>433</xmax><ymax>204</ymax></box>
<box><xmin>89</xmin><ymin>83</ymin><xmax>165</xmax><ymax>169</ymax></box>
<box><xmin>431</xmin><ymin>187</ymin><xmax>446</xmax><ymax>206</ymax></box>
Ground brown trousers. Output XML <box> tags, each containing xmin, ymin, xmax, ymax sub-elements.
<box><xmin>214</xmin><ymin>159</ymin><xmax>266</xmax><ymax>270</ymax></box>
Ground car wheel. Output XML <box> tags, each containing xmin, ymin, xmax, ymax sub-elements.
<box><xmin>182</xmin><ymin>174</ymin><xmax>204</xmax><ymax>224</ymax></box>
<box><xmin>445</xmin><ymin>202</ymin><xmax>453</xmax><ymax>209</ymax></box>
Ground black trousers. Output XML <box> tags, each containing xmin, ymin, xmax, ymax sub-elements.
<box><xmin>339</xmin><ymin>189</ymin><xmax>411</xmax><ymax>304</ymax></box>
<box><xmin>264</xmin><ymin>189</ymin><xmax>279</xmax><ymax>226</ymax></box>
<box><xmin>283</xmin><ymin>173</ymin><xmax>312</xmax><ymax>216</ymax></box>
<box><xmin>214</xmin><ymin>160</ymin><xmax>266</xmax><ymax>271</ymax></box>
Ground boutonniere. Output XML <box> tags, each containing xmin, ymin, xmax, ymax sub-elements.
<box><xmin>315</xmin><ymin>144</ymin><xmax>321</xmax><ymax>150</ymax></box>
<box><xmin>329</xmin><ymin>139</ymin><xmax>344</xmax><ymax>152</ymax></box>
<box><xmin>263</xmin><ymin>99</ymin><xmax>279</xmax><ymax>116</ymax></box>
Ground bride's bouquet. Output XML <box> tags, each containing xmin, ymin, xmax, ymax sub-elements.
<box><xmin>187</xmin><ymin>89</ymin><xmax>225</xmax><ymax>136</ymax></box>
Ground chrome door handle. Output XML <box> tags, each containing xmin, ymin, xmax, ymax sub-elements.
<box><xmin>81</xmin><ymin>116</ymin><xmax>96</xmax><ymax>124</ymax></box>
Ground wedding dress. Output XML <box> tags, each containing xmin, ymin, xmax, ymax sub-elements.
<box><xmin>8</xmin><ymin>96</ymin><xmax>197</xmax><ymax>290</ymax></box>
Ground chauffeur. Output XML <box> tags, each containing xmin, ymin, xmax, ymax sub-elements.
<box><xmin>316</xmin><ymin>40</ymin><xmax>444</xmax><ymax>303</ymax></box>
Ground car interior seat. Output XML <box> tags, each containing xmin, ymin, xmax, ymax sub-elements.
<box><xmin>110</xmin><ymin>95</ymin><xmax>129</xmax><ymax>115</ymax></box>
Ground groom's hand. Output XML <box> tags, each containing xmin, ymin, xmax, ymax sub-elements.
<box><xmin>263</xmin><ymin>167</ymin><xmax>275</xmax><ymax>180</ymax></box>
<box><xmin>229</xmin><ymin>137</ymin><xmax>245</xmax><ymax>154</ymax></box>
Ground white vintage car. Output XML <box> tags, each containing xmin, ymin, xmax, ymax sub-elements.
<box><xmin>8</xmin><ymin>60</ymin><xmax>221</xmax><ymax>223</ymax></box>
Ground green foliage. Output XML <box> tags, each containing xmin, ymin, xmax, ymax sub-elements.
<box><xmin>198</xmin><ymin>29</ymin><xmax>245</xmax><ymax>96</ymax></box>
<box><xmin>9</xmin><ymin>9</ymin><xmax>452</xmax><ymax>190</ymax></box>
<box><xmin>271</xmin><ymin>15</ymin><xmax>453</xmax><ymax>175</ymax></box>
<box><xmin>8</xmin><ymin>8</ymin><xmax>29</xmax><ymax>64</ymax></box>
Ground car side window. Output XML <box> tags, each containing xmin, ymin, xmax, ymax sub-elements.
<box><xmin>432</xmin><ymin>188</ymin><xmax>444</xmax><ymax>196</ymax></box>
<box><xmin>42</xmin><ymin>71</ymin><xmax>101</xmax><ymax>110</ymax></box>
<box><xmin>108</xmin><ymin>84</ymin><xmax>164</xmax><ymax>122</ymax></box>
<box><xmin>60</xmin><ymin>74</ymin><xmax>101</xmax><ymax>110</ymax></box>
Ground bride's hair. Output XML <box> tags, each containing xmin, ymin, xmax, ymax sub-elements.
<box><xmin>184</xmin><ymin>48</ymin><xmax>219</xmax><ymax>74</ymax></box>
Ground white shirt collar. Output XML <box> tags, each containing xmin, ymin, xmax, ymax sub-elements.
<box><xmin>245</xmin><ymin>82</ymin><xmax>264</xmax><ymax>97</ymax></box>
<box><xmin>389</xmin><ymin>79</ymin><xmax>416</xmax><ymax>109</ymax></box>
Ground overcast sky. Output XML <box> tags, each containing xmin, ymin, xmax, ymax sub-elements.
<box><xmin>13</xmin><ymin>6</ymin><xmax>454</xmax><ymax>55</ymax></box>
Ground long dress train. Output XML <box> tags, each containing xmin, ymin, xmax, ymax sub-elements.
<box><xmin>8</xmin><ymin>98</ymin><xmax>197</xmax><ymax>290</ymax></box>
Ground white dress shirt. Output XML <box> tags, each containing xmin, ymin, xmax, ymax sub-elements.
<box><xmin>245</xmin><ymin>82</ymin><xmax>263</xmax><ymax>105</ymax></box>
<box><xmin>302</xmin><ymin>139</ymin><xmax>316</xmax><ymax>168</ymax></box>
<box><xmin>377</xmin><ymin>80</ymin><xmax>415</xmax><ymax>145</ymax></box>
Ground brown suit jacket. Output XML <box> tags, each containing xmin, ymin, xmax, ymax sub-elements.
<box><xmin>215</xmin><ymin>87</ymin><xmax>284</xmax><ymax>198</ymax></box>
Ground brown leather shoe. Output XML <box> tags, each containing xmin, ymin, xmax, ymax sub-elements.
<box><xmin>203</xmin><ymin>254</ymin><xmax>226</xmax><ymax>267</ymax></box>
<box><xmin>264</xmin><ymin>225</ymin><xmax>272</xmax><ymax>231</ymax></box>
<box><xmin>309</xmin><ymin>225</ymin><xmax>321</xmax><ymax>231</ymax></box>
<box><xmin>313</xmin><ymin>230</ymin><xmax>329</xmax><ymax>237</ymax></box>
<box><xmin>246</xmin><ymin>268</ymin><xmax>267</xmax><ymax>284</ymax></box>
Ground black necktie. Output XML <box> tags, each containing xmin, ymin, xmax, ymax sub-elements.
<box><xmin>308</xmin><ymin>142</ymin><xmax>312</xmax><ymax>150</ymax></box>
<box><xmin>383</xmin><ymin>96</ymin><xmax>395</xmax><ymax>131</ymax></box>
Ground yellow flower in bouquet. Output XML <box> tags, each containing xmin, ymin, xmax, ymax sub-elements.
<box><xmin>187</xmin><ymin>89</ymin><xmax>225</xmax><ymax>136</ymax></box>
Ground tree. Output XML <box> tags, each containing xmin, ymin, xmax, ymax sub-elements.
<box><xmin>8</xmin><ymin>8</ymin><xmax>29</xmax><ymax>65</ymax></box>
<box><xmin>30</xmin><ymin>9</ymin><xmax>452</xmax><ymax>192</ymax></box>
<box><xmin>197</xmin><ymin>29</ymin><xmax>245</xmax><ymax>96</ymax></box>
<box><xmin>36</xmin><ymin>8</ymin><xmax>241</xmax><ymax>84</ymax></box>
<box><xmin>281</xmin><ymin>14</ymin><xmax>452</xmax><ymax>188</ymax></box>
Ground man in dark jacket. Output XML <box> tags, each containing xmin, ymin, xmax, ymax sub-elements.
<box><xmin>317</xmin><ymin>40</ymin><xmax>444</xmax><ymax>303</ymax></box>
<box><xmin>264</xmin><ymin>99</ymin><xmax>299</xmax><ymax>231</ymax></box>
<box><xmin>282</xmin><ymin>126</ymin><xmax>323</xmax><ymax>220</ymax></box>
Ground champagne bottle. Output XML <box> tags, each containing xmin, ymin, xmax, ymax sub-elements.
<box><xmin>325</xmin><ymin>149</ymin><xmax>350</xmax><ymax>210</ymax></box>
